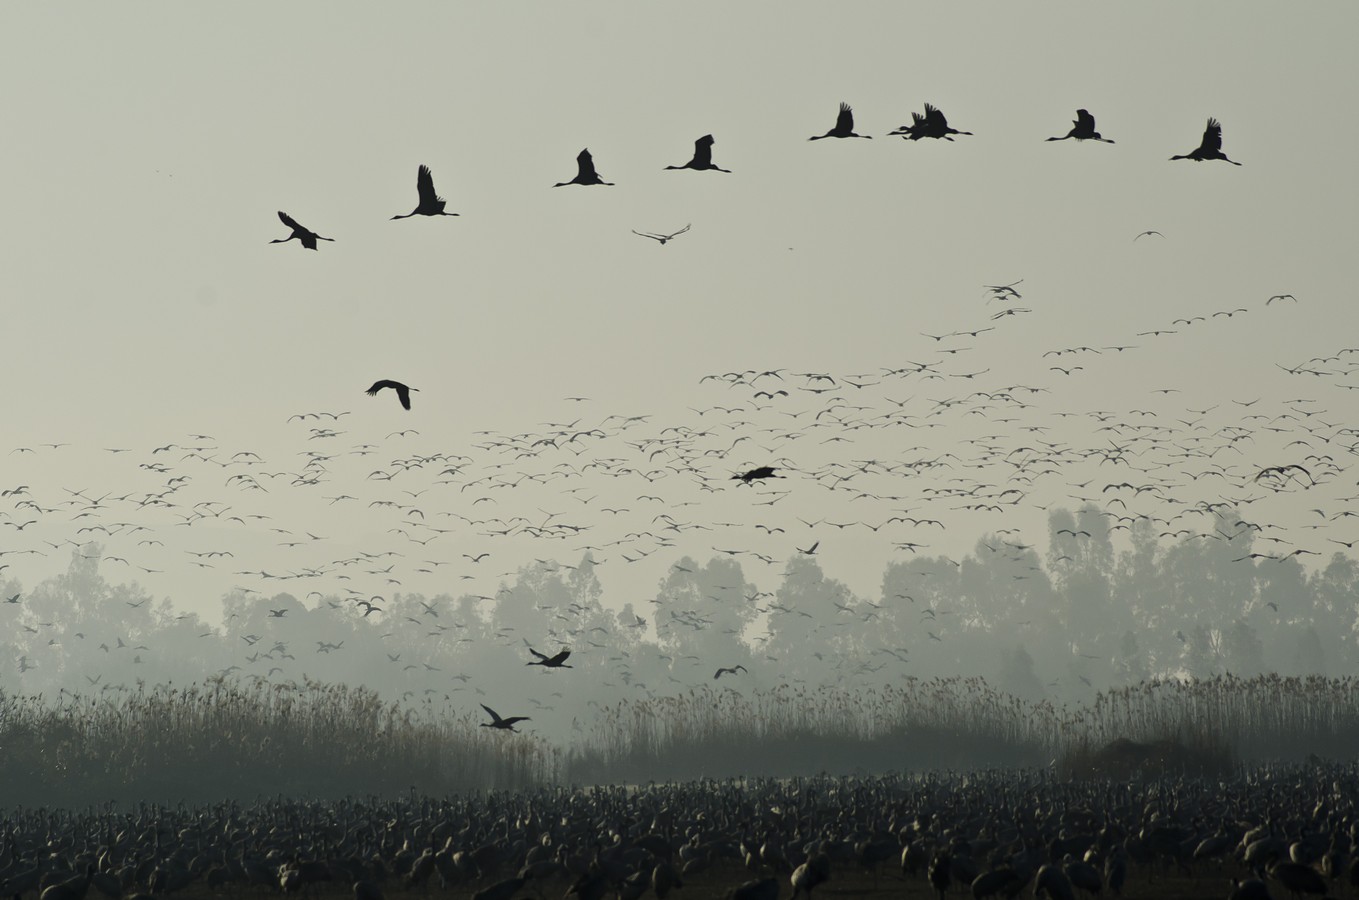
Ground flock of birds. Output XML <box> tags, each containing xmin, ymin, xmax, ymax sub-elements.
<box><xmin>268</xmin><ymin>108</ymin><xmax>1241</xmax><ymax>251</ymax></box>
<box><xmin>4</xmin><ymin>265</ymin><xmax>1355</xmax><ymax>734</ymax></box>
<box><xmin>3</xmin><ymin>766</ymin><xmax>1359</xmax><ymax>900</ymax></box>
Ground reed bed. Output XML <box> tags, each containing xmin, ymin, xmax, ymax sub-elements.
<box><xmin>3</xmin><ymin>673</ymin><xmax>1357</xmax><ymax>807</ymax></box>
<box><xmin>565</xmin><ymin>674</ymin><xmax>1359</xmax><ymax>782</ymax></box>
<box><xmin>0</xmin><ymin>677</ymin><xmax>554</xmax><ymax>807</ymax></box>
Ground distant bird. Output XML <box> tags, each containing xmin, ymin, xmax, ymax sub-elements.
<box><xmin>714</xmin><ymin>665</ymin><xmax>747</xmax><ymax>679</ymax></box>
<box><xmin>1171</xmin><ymin>118</ymin><xmax>1243</xmax><ymax>165</ymax></box>
<box><xmin>365</xmin><ymin>380</ymin><xmax>417</xmax><ymax>410</ymax></box>
<box><xmin>633</xmin><ymin>225</ymin><xmax>691</xmax><ymax>245</ymax></box>
<box><xmin>480</xmin><ymin>703</ymin><xmax>530</xmax><ymax>731</ymax></box>
<box><xmin>810</xmin><ymin>103</ymin><xmax>871</xmax><ymax>140</ymax></box>
<box><xmin>391</xmin><ymin>165</ymin><xmax>459</xmax><ymax>219</ymax></box>
<box><xmin>666</xmin><ymin>134</ymin><xmax>730</xmax><ymax>172</ymax></box>
<box><xmin>732</xmin><ymin>466</ymin><xmax>783</xmax><ymax>484</ymax></box>
<box><xmin>527</xmin><ymin>647</ymin><xmax>572</xmax><ymax>668</ymax></box>
<box><xmin>270</xmin><ymin>211</ymin><xmax>334</xmax><ymax>250</ymax></box>
<box><xmin>554</xmin><ymin>149</ymin><xmax>613</xmax><ymax>186</ymax></box>
<box><xmin>267</xmin><ymin>608</ymin><xmax>288</xmax><ymax>618</ymax></box>
<box><xmin>1134</xmin><ymin>230</ymin><xmax>1164</xmax><ymax>241</ymax></box>
<box><xmin>797</xmin><ymin>541</ymin><xmax>820</xmax><ymax>555</ymax></box>
<box><xmin>1266</xmin><ymin>294</ymin><xmax>1297</xmax><ymax>304</ymax></box>
<box><xmin>1047</xmin><ymin>109</ymin><xmax>1114</xmax><ymax>143</ymax></box>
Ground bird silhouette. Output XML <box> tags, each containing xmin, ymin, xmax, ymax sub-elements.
<box><xmin>810</xmin><ymin>103</ymin><xmax>870</xmax><ymax>140</ymax></box>
<box><xmin>1171</xmin><ymin>118</ymin><xmax>1242</xmax><ymax>165</ymax></box>
<box><xmin>666</xmin><ymin>134</ymin><xmax>730</xmax><ymax>172</ymax></box>
<box><xmin>633</xmin><ymin>225</ymin><xmax>691</xmax><ymax>245</ymax></box>
<box><xmin>554</xmin><ymin>149</ymin><xmax>614</xmax><ymax>186</ymax></box>
<box><xmin>527</xmin><ymin>647</ymin><xmax>572</xmax><ymax>668</ymax></box>
<box><xmin>270</xmin><ymin>212</ymin><xmax>334</xmax><ymax>250</ymax></box>
<box><xmin>732</xmin><ymin>466</ymin><xmax>783</xmax><ymax>484</ymax></box>
<box><xmin>797</xmin><ymin>541</ymin><xmax>819</xmax><ymax>555</ymax></box>
<box><xmin>714</xmin><ymin>664</ymin><xmax>748</xmax><ymax>679</ymax></box>
<box><xmin>1047</xmin><ymin>109</ymin><xmax>1114</xmax><ymax>143</ymax></box>
<box><xmin>391</xmin><ymin>165</ymin><xmax>459</xmax><ymax>219</ymax></box>
<box><xmin>891</xmin><ymin>104</ymin><xmax>971</xmax><ymax>140</ymax></box>
<box><xmin>365</xmin><ymin>380</ymin><xmax>418</xmax><ymax>410</ymax></box>
<box><xmin>480</xmin><ymin>703</ymin><xmax>530</xmax><ymax>731</ymax></box>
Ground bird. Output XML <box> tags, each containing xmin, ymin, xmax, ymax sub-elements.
<box><xmin>732</xmin><ymin>466</ymin><xmax>783</xmax><ymax>484</ymax></box>
<box><xmin>809</xmin><ymin>103</ymin><xmax>871</xmax><ymax>140</ymax></box>
<box><xmin>391</xmin><ymin>165</ymin><xmax>459</xmax><ymax>219</ymax></box>
<box><xmin>797</xmin><ymin>541</ymin><xmax>820</xmax><ymax>555</ymax></box>
<box><xmin>892</xmin><ymin>104</ymin><xmax>971</xmax><ymax>140</ymax></box>
<box><xmin>1046</xmin><ymin>109</ymin><xmax>1114</xmax><ymax>143</ymax></box>
<box><xmin>1171</xmin><ymin>118</ymin><xmax>1243</xmax><ymax>165</ymax></box>
<box><xmin>527</xmin><ymin>647</ymin><xmax>572</xmax><ymax>668</ymax></box>
<box><xmin>365</xmin><ymin>380</ymin><xmax>417</xmax><ymax>410</ymax></box>
<box><xmin>554</xmin><ymin>149</ymin><xmax>613</xmax><ymax>186</ymax></box>
<box><xmin>479</xmin><ymin>703</ymin><xmax>530</xmax><ymax>731</ymax></box>
<box><xmin>632</xmin><ymin>225</ymin><xmax>691</xmax><ymax>245</ymax></box>
<box><xmin>666</xmin><ymin>134</ymin><xmax>730</xmax><ymax>172</ymax></box>
<box><xmin>1134</xmin><ymin>230</ymin><xmax>1164</xmax><ymax>240</ymax></box>
<box><xmin>270</xmin><ymin>212</ymin><xmax>334</xmax><ymax>250</ymax></box>
<box><xmin>714</xmin><ymin>665</ymin><xmax>748</xmax><ymax>679</ymax></box>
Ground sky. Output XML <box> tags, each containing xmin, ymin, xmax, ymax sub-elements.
<box><xmin>2</xmin><ymin>2</ymin><xmax>1358</xmax><ymax>627</ymax></box>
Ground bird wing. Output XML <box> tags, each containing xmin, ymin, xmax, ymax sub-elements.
<box><xmin>480</xmin><ymin>703</ymin><xmax>501</xmax><ymax>723</ymax></box>
<box><xmin>417</xmin><ymin>165</ymin><xmax>443</xmax><ymax>204</ymax></box>
<box><xmin>1202</xmin><ymin>118</ymin><xmax>1224</xmax><ymax>153</ymax></box>
<box><xmin>1076</xmin><ymin>109</ymin><xmax>1095</xmax><ymax>130</ymax></box>
<box><xmin>692</xmin><ymin>137</ymin><xmax>713</xmax><ymax>167</ymax></box>
<box><xmin>395</xmin><ymin>384</ymin><xmax>412</xmax><ymax>410</ymax></box>
<box><xmin>835</xmin><ymin>102</ymin><xmax>854</xmax><ymax>132</ymax></box>
<box><xmin>528</xmin><ymin>648</ymin><xmax>548</xmax><ymax>661</ymax></box>
<box><xmin>278</xmin><ymin>211</ymin><xmax>302</xmax><ymax>231</ymax></box>
<box><xmin>577</xmin><ymin>149</ymin><xmax>597</xmax><ymax>178</ymax></box>
<box><xmin>666</xmin><ymin>224</ymin><xmax>692</xmax><ymax>239</ymax></box>
<box><xmin>549</xmin><ymin>650</ymin><xmax>571</xmax><ymax>665</ymax></box>
<box><xmin>924</xmin><ymin>104</ymin><xmax>947</xmax><ymax>128</ymax></box>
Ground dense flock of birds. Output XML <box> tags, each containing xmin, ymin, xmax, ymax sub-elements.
<box><xmin>266</xmin><ymin>108</ymin><xmax>1242</xmax><ymax>250</ymax></box>
<box><xmin>4</xmin><ymin>766</ymin><xmax>1359</xmax><ymax>900</ymax></box>
<box><xmin>3</xmin><ymin>269</ymin><xmax>1354</xmax><ymax>726</ymax></box>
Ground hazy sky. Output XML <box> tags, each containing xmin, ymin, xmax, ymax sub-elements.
<box><xmin>2</xmin><ymin>2</ymin><xmax>1357</xmax><ymax>622</ymax></box>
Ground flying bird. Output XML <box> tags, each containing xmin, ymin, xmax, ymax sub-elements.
<box><xmin>527</xmin><ymin>648</ymin><xmax>572</xmax><ymax>668</ymax></box>
<box><xmin>1134</xmin><ymin>231</ymin><xmax>1164</xmax><ymax>241</ymax></box>
<box><xmin>891</xmin><ymin>104</ymin><xmax>972</xmax><ymax>140</ymax></box>
<box><xmin>809</xmin><ymin>103</ymin><xmax>871</xmax><ymax>140</ymax></box>
<box><xmin>796</xmin><ymin>541</ymin><xmax>820</xmax><ymax>555</ymax></box>
<box><xmin>632</xmin><ymin>224</ymin><xmax>691</xmax><ymax>245</ymax></box>
<box><xmin>480</xmin><ymin>703</ymin><xmax>530</xmax><ymax>731</ymax></box>
<box><xmin>714</xmin><ymin>665</ymin><xmax>747</xmax><ymax>679</ymax></box>
<box><xmin>554</xmin><ymin>149</ymin><xmax>613</xmax><ymax>186</ymax></box>
<box><xmin>391</xmin><ymin>165</ymin><xmax>459</xmax><ymax>219</ymax></box>
<box><xmin>732</xmin><ymin>466</ymin><xmax>783</xmax><ymax>484</ymax></box>
<box><xmin>666</xmin><ymin>134</ymin><xmax>730</xmax><ymax>172</ymax></box>
<box><xmin>1047</xmin><ymin>109</ymin><xmax>1114</xmax><ymax>143</ymax></box>
<box><xmin>1171</xmin><ymin>118</ymin><xmax>1243</xmax><ymax>165</ymax></box>
<box><xmin>366</xmin><ymin>380</ymin><xmax>418</xmax><ymax>410</ymax></box>
<box><xmin>270</xmin><ymin>212</ymin><xmax>334</xmax><ymax>250</ymax></box>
